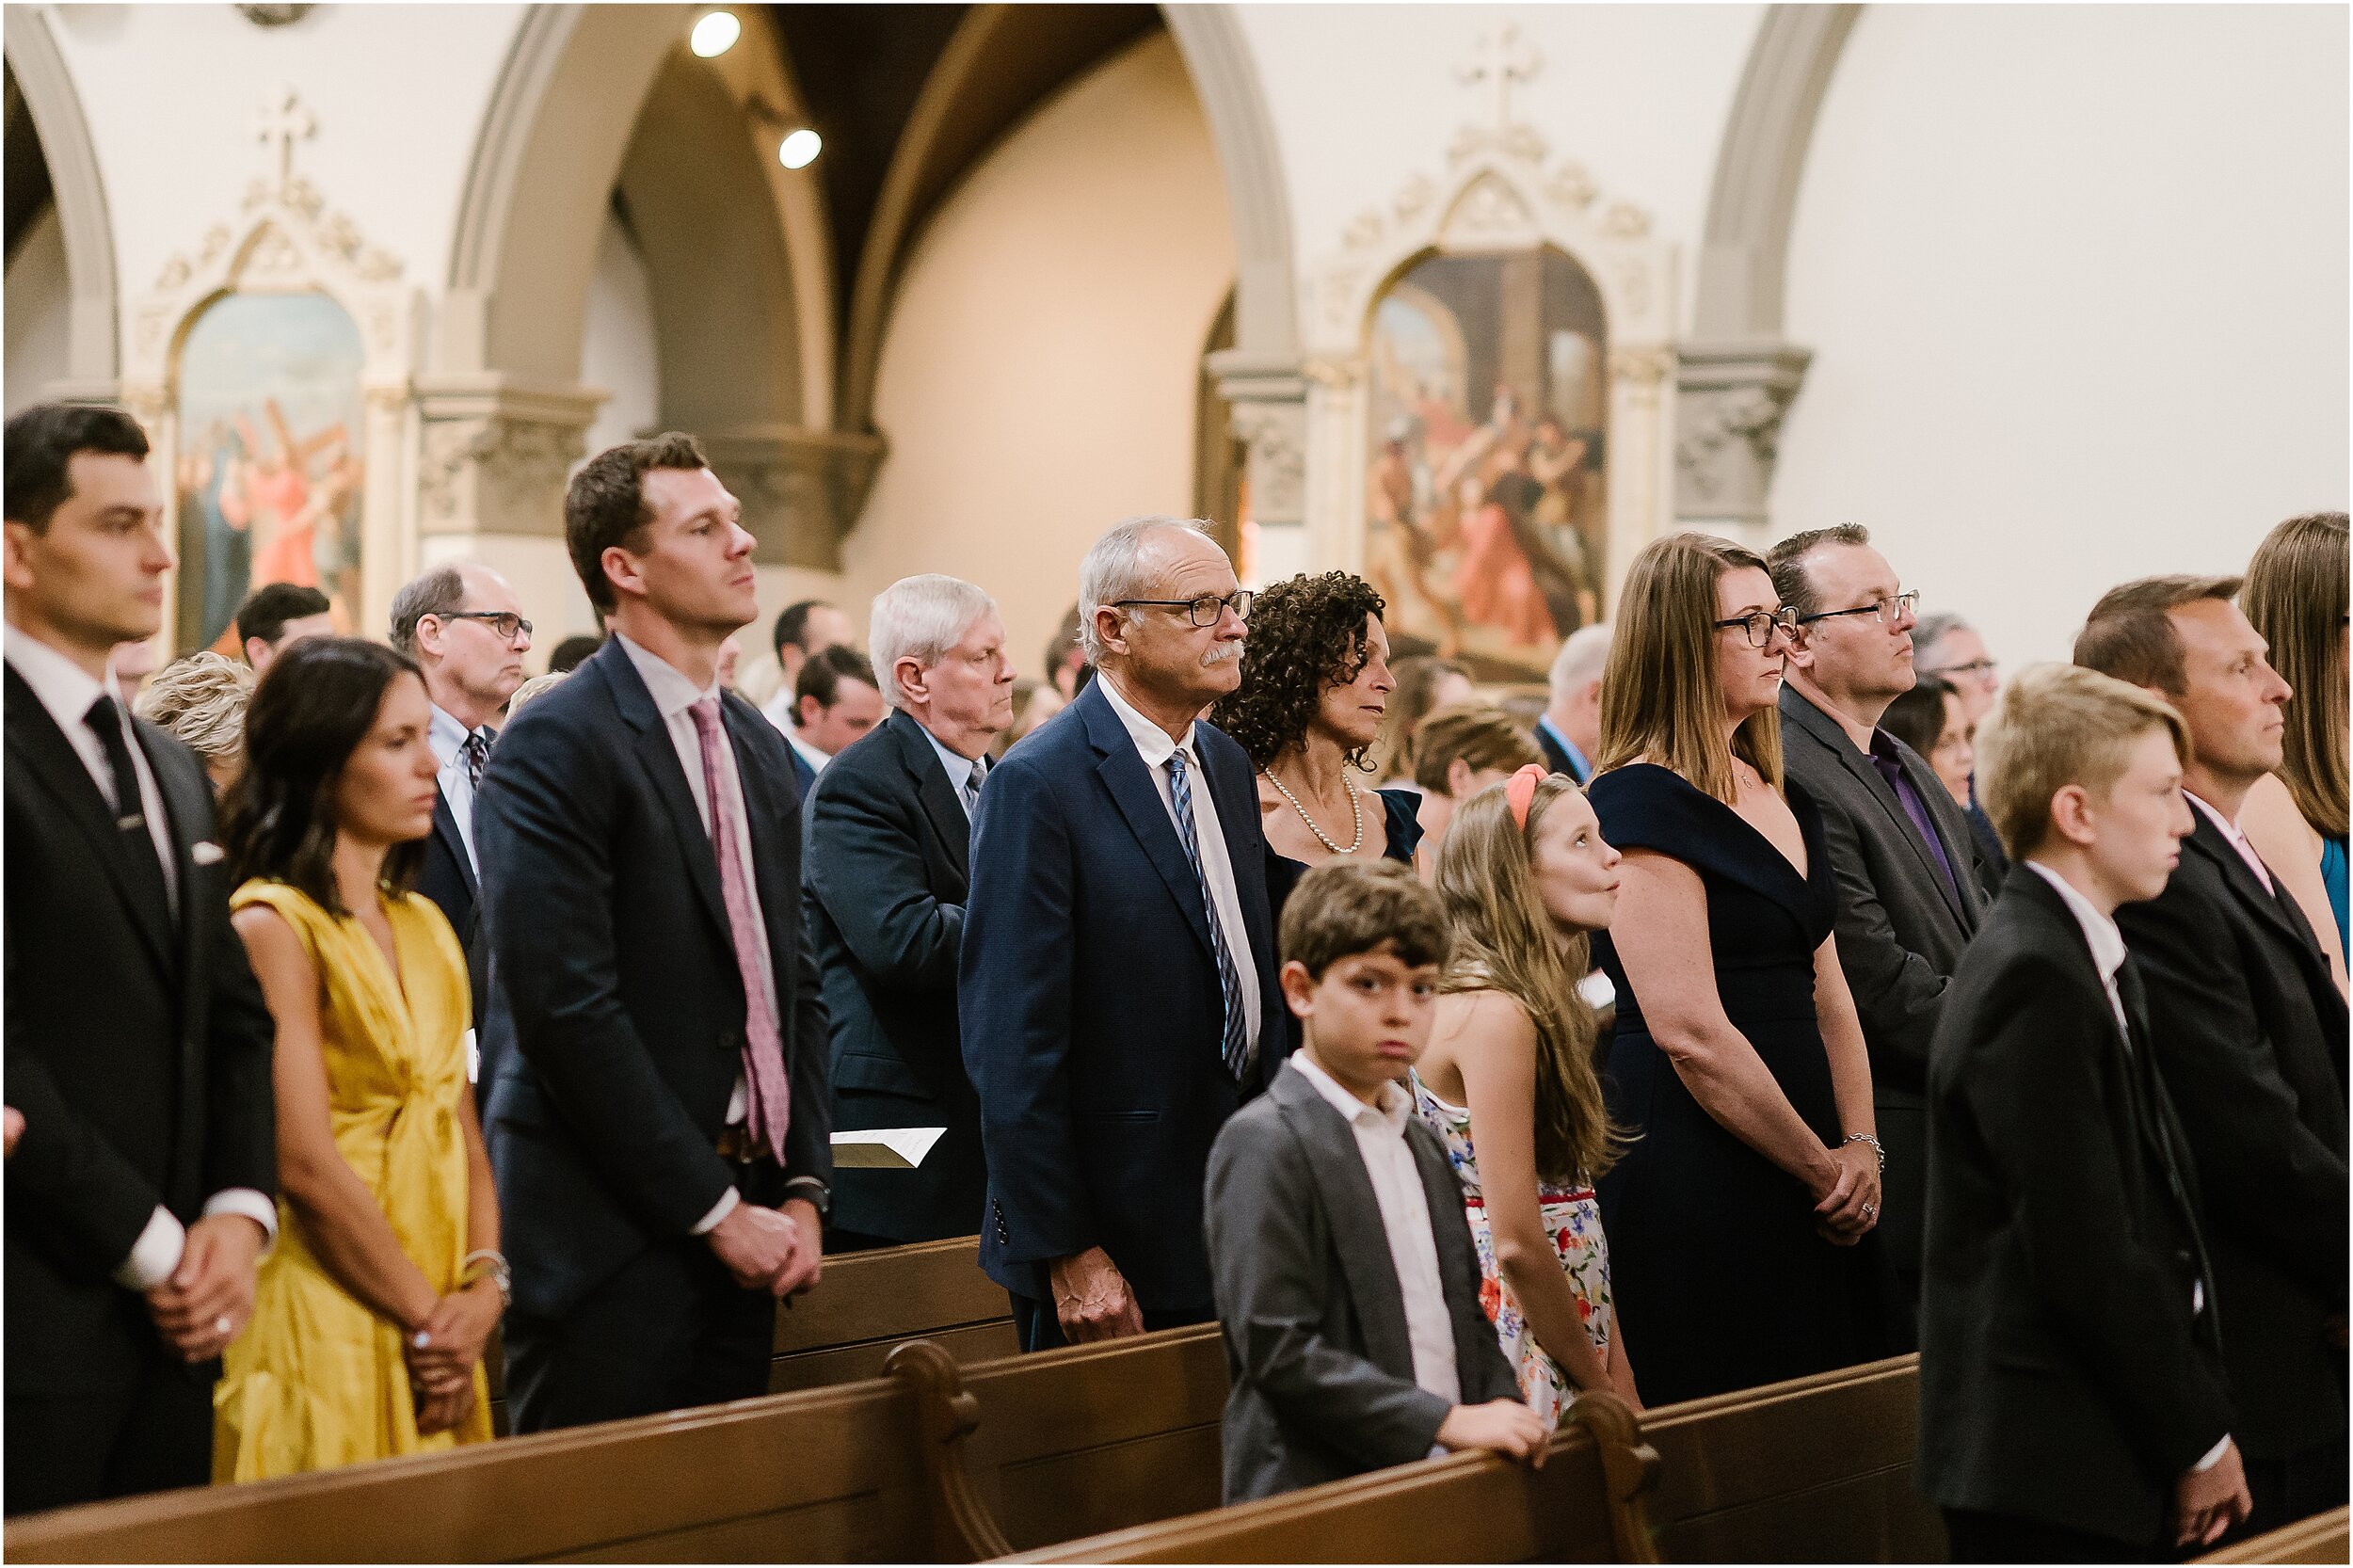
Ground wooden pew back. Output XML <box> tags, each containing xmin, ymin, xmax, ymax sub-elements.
<box><xmin>771</xmin><ymin>1236</ymin><xmax>1018</xmax><ymax>1392</ymax></box>
<box><xmin>2196</xmin><ymin>1506</ymin><xmax>2350</xmax><ymax>1565</ymax></box>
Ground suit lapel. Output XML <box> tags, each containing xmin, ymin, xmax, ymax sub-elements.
<box><xmin>724</xmin><ymin>695</ymin><xmax>801</xmax><ymax>998</ymax></box>
<box><xmin>896</xmin><ymin>712</ymin><xmax>972</xmax><ymax>889</ymax></box>
<box><xmin>1789</xmin><ymin>691</ymin><xmax>1973</xmax><ymax>928</ymax></box>
<box><xmin>2185</xmin><ymin>812</ymin><xmax>2318</xmax><ymax>963</ymax></box>
<box><xmin>1204</xmin><ymin>731</ymin><xmax>1275</xmax><ymax>990</ymax></box>
<box><xmin>598</xmin><ymin>645</ymin><xmax>733</xmax><ymax>946</ymax></box>
<box><xmin>430</xmin><ymin>785</ymin><xmax>478</xmax><ymax>901</ymax></box>
<box><xmin>143</xmin><ymin>726</ymin><xmax>215</xmax><ymax>1207</ymax></box>
<box><xmin>5</xmin><ymin>668</ymin><xmax>175</xmax><ymax>979</ymax></box>
<box><xmin>1275</xmin><ymin>1072</ymin><xmax>1417</xmax><ymax>1381</ymax></box>
<box><xmin>1078</xmin><ymin>686</ymin><xmax>1215</xmax><ymax>960</ymax></box>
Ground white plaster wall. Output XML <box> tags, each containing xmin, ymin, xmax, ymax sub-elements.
<box><xmin>45</xmin><ymin>3</ymin><xmax>523</xmax><ymax>325</ymax></box>
<box><xmin>4</xmin><ymin>208</ymin><xmax>72</xmax><ymax>415</ymax></box>
<box><xmin>840</xmin><ymin>31</ymin><xmax>1235</xmax><ymax>680</ymax></box>
<box><xmin>581</xmin><ymin>208</ymin><xmax>661</xmax><ymax>459</ymax></box>
<box><xmin>1774</xmin><ymin>4</ymin><xmax>2351</xmax><ymax>667</ymax></box>
<box><xmin>1233</xmin><ymin>4</ymin><xmax>1762</xmax><ymax>333</ymax></box>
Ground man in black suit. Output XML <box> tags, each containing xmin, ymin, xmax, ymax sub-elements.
<box><xmin>1769</xmin><ymin>525</ymin><xmax>1990</xmax><ymax>1337</ymax></box>
<box><xmin>2077</xmin><ymin>576</ymin><xmax>2349</xmax><ymax>1536</ymax></box>
<box><xmin>3</xmin><ymin>403</ymin><xmax>278</xmax><ymax>1512</ymax></box>
<box><xmin>1535</xmin><ymin>621</ymin><xmax>1609</xmax><ymax>783</ymax></box>
<box><xmin>475</xmin><ymin>433</ymin><xmax>832</xmax><ymax>1432</ymax></box>
<box><xmin>232</xmin><ymin>581</ymin><xmax>332</xmax><ymax>677</ymax></box>
<box><xmin>776</xmin><ymin>643</ymin><xmax>886</xmax><ymax>798</ymax></box>
<box><xmin>807</xmin><ymin>575</ymin><xmax>1015</xmax><ymax>1251</ymax></box>
<box><xmin>961</xmin><ymin>516</ymin><xmax>1283</xmax><ymax>1351</ymax></box>
<box><xmin>390</xmin><ymin>561</ymin><xmax>530</xmax><ymax>1088</ymax></box>
<box><xmin>1919</xmin><ymin>662</ymin><xmax>2249</xmax><ymax>1560</ymax></box>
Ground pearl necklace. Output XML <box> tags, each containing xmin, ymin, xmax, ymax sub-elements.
<box><xmin>1262</xmin><ymin>766</ymin><xmax>1366</xmax><ymax>856</ymax></box>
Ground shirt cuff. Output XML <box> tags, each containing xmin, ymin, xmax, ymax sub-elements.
<box><xmin>112</xmin><ymin>1206</ymin><xmax>185</xmax><ymax>1291</ymax></box>
<box><xmin>203</xmin><ymin>1189</ymin><xmax>280</xmax><ymax>1254</ymax></box>
<box><xmin>692</xmin><ymin>1185</ymin><xmax>742</xmax><ymax>1236</ymax></box>
<box><xmin>2193</xmin><ymin>1434</ymin><xmax>2233</xmax><ymax>1473</ymax></box>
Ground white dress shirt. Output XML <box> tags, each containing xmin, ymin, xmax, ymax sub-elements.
<box><xmin>920</xmin><ymin>723</ymin><xmax>982</xmax><ymax>818</ymax></box>
<box><xmin>2186</xmin><ymin>791</ymin><xmax>2276</xmax><ymax>895</ymax></box>
<box><xmin>4</xmin><ymin>625</ymin><xmax>277</xmax><ymax>1288</ymax></box>
<box><xmin>760</xmin><ymin>684</ymin><xmax>832</xmax><ymax>776</ymax></box>
<box><xmin>425</xmin><ymin>701</ymin><xmax>485</xmax><ymax>874</ymax></box>
<box><xmin>615</xmin><ymin>634</ymin><xmax>775</xmax><ymax>1235</ymax></box>
<box><xmin>2025</xmin><ymin>857</ymin><xmax>2227</xmax><ymax>1471</ymax></box>
<box><xmin>1287</xmin><ymin>1052</ymin><xmax>1462</xmax><ymax>1410</ymax></box>
<box><xmin>785</xmin><ymin>727</ymin><xmax>832</xmax><ymax>779</ymax></box>
<box><xmin>1096</xmin><ymin>673</ymin><xmax>1263</xmax><ymax>1049</ymax></box>
<box><xmin>760</xmin><ymin>685</ymin><xmax>797</xmax><ymax>734</ymax></box>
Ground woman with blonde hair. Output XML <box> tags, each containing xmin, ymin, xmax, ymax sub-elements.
<box><xmin>1416</xmin><ymin>765</ymin><xmax>1638</xmax><ymax>1418</ymax></box>
<box><xmin>2236</xmin><ymin>511</ymin><xmax>2349</xmax><ymax>991</ymax></box>
<box><xmin>136</xmin><ymin>650</ymin><xmax>255</xmax><ymax>795</ymax></box>
<box><xmin>1585</xmin><ymin>532</ymin><xmax>1887</xmax><ymax>1405</ymax></box>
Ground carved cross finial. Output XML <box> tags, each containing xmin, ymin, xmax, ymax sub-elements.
<box><xmin>1457</xmin><ymin>24</ymin><xmax>1541</xmax><ymax>133</ymax></box>
<box><xmin>253</xmin><ymin>86</ymin><xmax>313</xmax><ymax>195</ymax></box>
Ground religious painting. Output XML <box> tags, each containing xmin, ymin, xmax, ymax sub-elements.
<box><xmin>1363</xmin><ymin>246</ymin><xmax>1608</xmax><ymax>679</ymax></box>
<box><xmin>172</xmin><ymin>291</ymin><xmax>366</xmax><ymax>653</ymax></box>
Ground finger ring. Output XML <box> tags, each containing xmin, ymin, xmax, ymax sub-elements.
<box><xmin>213</xmin><ymin>1314</ymin><xmax>232</xmax><ymax>1336</ymax></box>
<box><xmin>1861</xmin><ymin>1203</ymin><xmax>1877</xmax><ymax>1221</ymax></box>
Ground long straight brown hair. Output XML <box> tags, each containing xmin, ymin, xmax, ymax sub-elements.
<box><xmin>1595</xmin><ymin>532</ymin><xmax>1784</xmax><ymax>804</ymax></box>
<box><xmin>2242</xmin><ymin>512</ymin><xmax>2349</xmax><ymax>838</ymax></box>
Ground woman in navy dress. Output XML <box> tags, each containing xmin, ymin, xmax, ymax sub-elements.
<box><xmin>1210</xmin><ymin>571</ymin><xmax>1423</xmax><ymax>928</ymax></box>
<box><xmin>1586</xmin><ymin>533</ymin><xmax>1889</xmax><ymax>1406</ymax></box>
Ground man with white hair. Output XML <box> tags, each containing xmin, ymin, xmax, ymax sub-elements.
<box><xmin>1537</xmin><ymin>622</ymin><xmax>1611</xmax><ymax>783</ymax></box>
<box><xmin>804</xmin><ymin>575</ymin><xmax>1015</xmax><ymax>1251</ymax></box>
<box><xmin>1915</xmin><ymin>610</ymin><xmax>2009</xmax><ymax>884</ymax></box>
<box><xmin>961</xmin><ymin>517</ymin><xmax>1283</xmax><ymax>1350</ymax></box>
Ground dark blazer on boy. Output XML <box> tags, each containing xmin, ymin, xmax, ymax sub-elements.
<box><xmin>1918</xmin><ymin>864</ymin><xmax>2233</xmax><ymax>1553</ymax></box>
<box><xmin>1206</xmin><ymin>1058</ymin><xmax>1519</xmax><ymax>1504</ymax></box>
<box><xmin>2114</xmin><ymin>802</ymin><xmax>2348</xmax><ymax>1524</ymax></box>
<box><xmin>805</xmin><ymin>709</ymin><xmax>986</xmax><ymax>1243</ymax></box>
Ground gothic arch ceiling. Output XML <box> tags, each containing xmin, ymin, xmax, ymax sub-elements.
<box><xmin>4</xmin><ymin>63</ymin><xmax>56</xmax><ymax>264</ymax></box>
<box><xmin>765</xmin><ymin>2</ymin><xmax>1161</xmax><ymax>433</ymax></box>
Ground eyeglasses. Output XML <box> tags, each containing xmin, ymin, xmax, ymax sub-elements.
<box><xmin>1797</xmin><ymin>589</ymin><xmax>1920</xmax><ymax>629</ymax></box>
<box><xmin>1111</xmin><ymin>591</ymin><xmax>1255</xmax><ymax>629</ymax></box>
<box><xmin>440</xmin><ymin>610</ymin><xmax>534</xmax><ymax>644</ymax></box>
<box><xmin>1713</xmin><ymin>606</ymin><xmax>1799</xmax><ymax>648</ymax></box>
<box><xmin>1927</xmin><ymin>657</ymin><xmax>1999</xmax><ymax>680</ymax></box>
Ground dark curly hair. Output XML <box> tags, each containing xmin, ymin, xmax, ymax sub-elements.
<box><xmin>1211</xmin><ymin>571</ymin><xmax>1387</xmax><ymax>768</ymax></box>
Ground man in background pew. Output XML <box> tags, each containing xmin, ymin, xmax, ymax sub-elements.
<box><xmin>1919</xmin><ymin>664</ymin><xmax>2249</xmax><ymax>1560</ymax></box>
<box><xmin>4</xmin><ymin>404</ymin><xmax>279</xmax><ymax>1511</ymax></box>
<box><xmin>1208</xmin><ymin>859</ymin><xmax>1544</xmax><ymax>1502</ymax></box>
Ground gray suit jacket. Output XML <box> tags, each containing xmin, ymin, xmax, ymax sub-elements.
<box><xmin>1206</xmin><ymin>1059</ymin><xmax>1520</xmax><ymax>1503</ymax></box>
<box><xmin>1778</xmin><ymin>685</ymin><xmax>1990</xmax><ymax>1276</ymax></box>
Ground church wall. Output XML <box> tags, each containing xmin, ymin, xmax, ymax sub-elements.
<box><xmin>5</xmin><ymin>207</ymin><xmax>72</xmax><ymax>417</ymax></box>
<box><xmin>838</xmin><ymin>30</ymin><xmax>1237</xmax><ymax>681</ymax></box>
<box><xmin>1772</xmin><ymin>3</ymin><xmax>2351</xmax><ymax>666</ymax></box>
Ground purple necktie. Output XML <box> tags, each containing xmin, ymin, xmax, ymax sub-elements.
<box><xmin>688</xmin><ymin>698</ymin><xmax>792</xmax><ymax>1160</ymax></box>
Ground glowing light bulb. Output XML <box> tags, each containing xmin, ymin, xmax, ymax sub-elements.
<box><xmin>689</xmin><ymin>10</ymin><xmax>740</xmax><ymax>57</ymax></box>
<box><xmin>778</xmin><ymin>128</ymin><xmax>822</xmax><ymax>169</ymax></box>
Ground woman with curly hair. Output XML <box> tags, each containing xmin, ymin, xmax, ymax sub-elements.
<box><xmin>1210</xmin><ymin>571</ymin><xmax>1422</xmax><ymax>924</ymax></box>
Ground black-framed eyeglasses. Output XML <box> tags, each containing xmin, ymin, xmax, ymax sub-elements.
<box><xmin>439</xmin><ymin>610</ymin><xmax>534</xmax><ymax>644</ymax></box>
<box><xmin>1713</xmin><ymin>606</ymin><xmax>1798</xmax><ymax>648</ymax></box>
<box><xmin>1111</xmin><ymin>591</ymin><xmax>1254</xmax><ymax>628</ymax></box>
<box><xmin>1797</xmin><ymin>589</ymin><xmax>1920</xmax><ymax>629</ymax></box>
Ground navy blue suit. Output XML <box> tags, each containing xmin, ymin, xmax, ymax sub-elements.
<box><xmin>786</xmin><ymin>737</ymin><xmax>818</xmax><ymax>800</ymax></box>
<box><xmin>413</xmin><ymin>780</ymin><xmax>487</xmax><ymax>1091</ymax></box>
<box><xmin>959</xmin><ymin>678</ymin><xmax>1284</xmax><ymax>1320</ymax></box>
<box><xmin>474</xmin><ymin>638</ymin><xmax>832</xmax><ymax>1431</ymax></box>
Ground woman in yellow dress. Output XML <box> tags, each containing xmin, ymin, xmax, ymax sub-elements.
<box><xmin>216</xmin><ymin>637</ymin><xmax>503</xmax><ymax>1479</ymax></box>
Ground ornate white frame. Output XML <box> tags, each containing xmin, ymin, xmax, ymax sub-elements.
<box><xmin>1298</xmin><ymin>116</ymin><xmax>1679</xmax><ymax>619</ymax></box>
<box><xmin>119</xmin><ymin>96</ymin><xmax>419</xmax><ymax>648</ymax></box>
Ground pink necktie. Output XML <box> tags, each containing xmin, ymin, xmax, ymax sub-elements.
<box><xmin>689</xmin><ymin>698</ymin><xmax>792</xmax><ymax>1160</ymax></box>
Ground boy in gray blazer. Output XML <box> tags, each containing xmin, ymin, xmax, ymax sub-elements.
<box><xmin>1206</xmin><ymin>859</ymin><xmax>1545</xmax><ymax>1503</ymax></box>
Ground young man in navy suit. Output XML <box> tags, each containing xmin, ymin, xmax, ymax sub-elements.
<box><xmin>961</xmin><ymin>516</ymin><xmax>1283</xmax><ymax>1350</ymax></box>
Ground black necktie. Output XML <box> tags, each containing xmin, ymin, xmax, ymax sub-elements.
<box><xmin>459</xmin><ymin>728</ymin><xmax>492</xmax><ymax>791</ymax></box>
<box><xmin>86</xmin><ymin>694</ymin><xmax>172</xmax><ymax>921</ymax></box>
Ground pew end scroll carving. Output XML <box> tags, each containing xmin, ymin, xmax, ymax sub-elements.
<box><xmin>886</xmin><ymin>1336</ymin><xmax>1017</xmax><ymax>1563</ymax></box>
<box><xmin>1561</xmin><ymin>1387</ymin><xmax>1664</xmax><ymax>1564</ymax></box>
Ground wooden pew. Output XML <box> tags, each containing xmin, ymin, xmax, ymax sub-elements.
<box><xmin>5</xmin><ymin>1328</ymin><xmax>1219</xmax><ymax>1563</ymax></box>
<box><xmin>2195</xmin><ymin>1506</ymin><xmax>2350</xmax><ymax>1565</ymax></box>
<box><xmin>482</xmin><ymin>1234</ymin><xmax>1016</xmax><ymax>1431</ymax></box>
<box><xmin>1004</xmin><ymin>1354</ymin><xmax>1940</xmax><ymax>1564</ymax></box>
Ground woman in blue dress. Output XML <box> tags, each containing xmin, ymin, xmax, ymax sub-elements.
<box><xmin>1584</xmin><ymin>532</ymin><xmax>1890</xmax><ymax>1406</ymax></box>
<box><xmin>1210</xmin><ymin>571</ymin><xmax>1424</xmax><ymax>934</ymax></box>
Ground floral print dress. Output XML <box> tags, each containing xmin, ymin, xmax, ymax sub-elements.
<box><xmin>1410</xmin><ymin>1070</ymin><xmax>1612</xmax><ymax>1426</ymax></box>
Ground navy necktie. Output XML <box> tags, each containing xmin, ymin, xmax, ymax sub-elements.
<box><xmin>1165</xmin><ymin>747</ymin><xmax>1251</xmax><ymax>1083</ymax></box>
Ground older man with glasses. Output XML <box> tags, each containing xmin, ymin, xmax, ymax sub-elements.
<box><xmin>960</xmin><ymin>516</ymin><xmax>1283</xmax><ymax>1352</ymax></box>
<box><xmin>389</xmin><ymin>562</ymin><xmax>534</xmax><ymax>1085</ymax></box>
<box><xmin>1766</xmin><ymin>525</ymin><xmax>1994</xmax><ymax>1344</ymax></box>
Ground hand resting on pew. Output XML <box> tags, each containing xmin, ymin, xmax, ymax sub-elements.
<box><xmin>1434</xmin><ymin>1400</ymin><xmax>1550</xmax><ymax>1465</ymax></box>
<box><xmin>1049</xmin><ymin>1245</ymin><xmax>1144</xmax><ymax>1342</ymax></box>
<box><xmin>2173</xmin><ymin>1437</ymin><xmax>2253</xmax><ymax>1549</ymax></box>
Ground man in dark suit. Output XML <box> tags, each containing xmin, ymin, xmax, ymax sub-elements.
<box><xmin>1769</xmin><ymin>526</ymin><xmax>1990</xmax><ymax>1336</ymax></box>
<box><xmin>775</xmin><ymin>643</ymin><xmax>885</xmax><ymax>799</ymax></box>
<box><xmin>389</xmin><ymin>561</ymin><xmax>530</xmax><ymax>1089</ymax></box>
<box><xmin>2077</xmin><ymin>576</ymin><xmax>2349</xmax><ymax>1536</ymax></box>
<box><xmin>232</xmin><ymin>581</ymin><xmax>332</xmax><ymax>676</ymax></box>
<box><xmin>1919</xmin><ymin>662</ymin><xmax>2249</xmax><ymax>1560</ymax></box>
<box><xmin>1535</xmin><ymin>621</ymin><xmax>1609</xmax><ymax>783</ymax></box>
<box><xmin>475</xmin><ymin>433</ymin><xmax>832</xmax><ymax>1432</ymax></box>
<box><xmin>3</xmin><ymin>403</ymin><xmax>278</xmax><ymax>1512</ymax></box>
<box><xmin>962</xmin><ymin>516</ymin><xmax>1283</xmax><ymax>1351</ymax></box>
<box><xmin>807</xmin><ymin>575</ymin><xmax>1014</xmax><ymax>1251</ymax></box>
<box><xmin>1916</xmin><ymin>610</ymin><xmax>2009</xmax><ymax>890</ymax></box>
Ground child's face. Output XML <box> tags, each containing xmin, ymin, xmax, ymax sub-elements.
<box><xmin>1283</xmin><ymin>946</ymin><xmax>1441</xmax><ymax>1099</ymax></box>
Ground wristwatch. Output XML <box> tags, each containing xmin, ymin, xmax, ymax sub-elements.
<box><xmin>784</xmin><ymin>1176</ymin><xmax>832</xmax><ymax>1221</ymax></box>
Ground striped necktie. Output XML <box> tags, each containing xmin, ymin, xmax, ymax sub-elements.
<box><xmin>1165</xmin><ymin>747</ymin><xmax>1251</xmax><ymax>1083</ymax></box>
